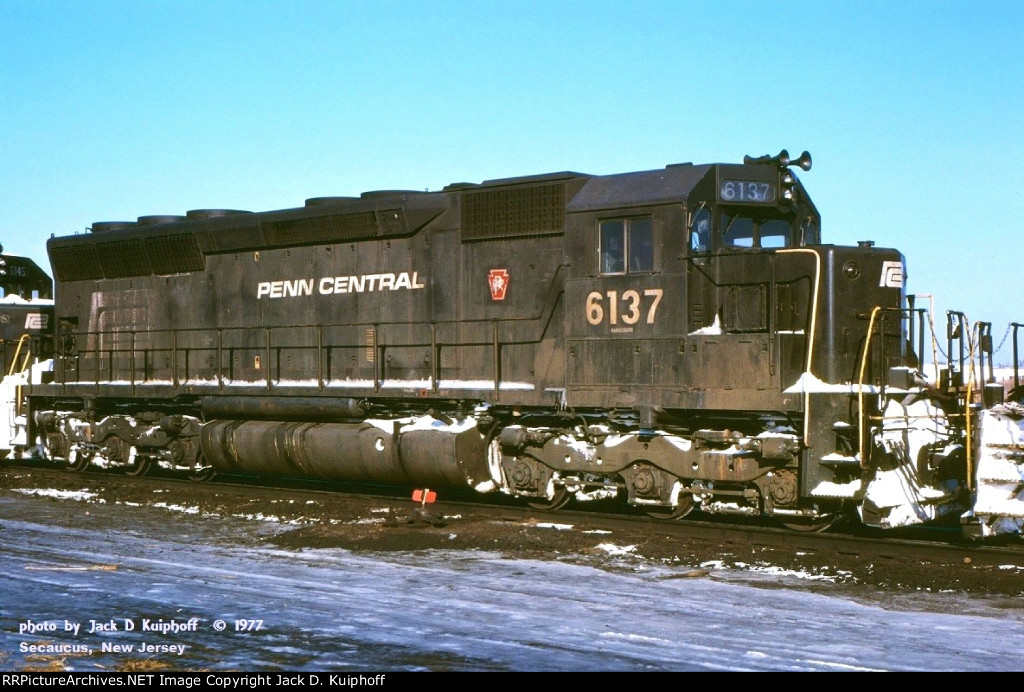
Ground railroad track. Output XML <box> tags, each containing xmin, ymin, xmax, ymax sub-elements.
<box><xmin>4</xmin><ymin>459</ymin><xmax>1024</xmax><ymax>595</ymax></box>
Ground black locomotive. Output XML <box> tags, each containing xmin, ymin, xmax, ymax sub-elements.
<box><xmin>8</xmin><ymin>149</ymin><xmax>1007</xmax><ymax>532</ymax></box>
<box><xmin>0</xmin><ymin>249</ymin><xmax>53</xmax><ymax>375</ymax></box>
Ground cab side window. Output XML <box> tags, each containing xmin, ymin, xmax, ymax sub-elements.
<box><xmin>689</xmin><ymin>207</ymin><xmax>711</xmax><ymax>254</ymax></box>
<box><xmin>600</xmin><ymin>217</ymin><xmax>653</xmax><ymax>274</ymax></box>
<box><xmin>799</xmin><ymin>217</ymin><xmax>820</xmax><ymax>245</ymax></box>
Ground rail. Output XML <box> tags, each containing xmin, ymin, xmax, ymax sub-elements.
<box><xmin>1013</xmin><ymin>323</ymin><xmax>1024</xmax><ymax>391</ymax></box>
<box><xmin>52</xmin><ymin>316</ymin><xmax>542</xmax><ymax>399</ymax></box>
<box><xmin>7</xmin><ymin>334</ymin><xmax>32</xmax><ymax>377</ymax></box>
<box><xmin>856</xmin><ymin>304</ymin><xmax>1000</xmax><ymax>489</ymax></box>
<box><xmin>856</xmin><ymin>304</ymin><xmax>937</xmax><ymax>467</ymax></box>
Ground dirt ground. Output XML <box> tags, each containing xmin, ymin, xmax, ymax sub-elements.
<box><xmin>4</xmin><ymin>464</ymin><xmax>1024</xmax><ymax>605</ymax></box>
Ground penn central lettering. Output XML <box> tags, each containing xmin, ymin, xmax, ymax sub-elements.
<box><xmin>257</xmin><ymin>272</ymin><xmax>425</xmax><ymax>299</ymax></box>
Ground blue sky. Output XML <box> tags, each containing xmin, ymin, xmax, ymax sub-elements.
<box><xmin>2</xmin><ymin>0</ymin><xmax>1021</xmax><ymax>362</ymax></box>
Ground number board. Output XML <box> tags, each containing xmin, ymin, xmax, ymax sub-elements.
<box><xmin>719</xmin><ymin>180</ymin><xmax>776</xmax><ymax>204</ymax></box>
<box><xmin>585</xmin><ymin>288</ymin><xmax>664</xmax><ymax>331</ymax></box>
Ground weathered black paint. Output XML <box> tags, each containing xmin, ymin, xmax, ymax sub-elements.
<box><xmin>27</xmin><ymin>153</ymin><xmax>913</xmax><ymax>520</ymax></box>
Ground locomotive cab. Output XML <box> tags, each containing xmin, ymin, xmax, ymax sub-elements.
<box><xmin>687</xmin><ymin>150</ymin><xmax>820</xmax><ymax>256</ymax></box>
<box><xmin>555</xmin><ymin>151</ymin><xmax>922</xmax><ymax>527</ymax></box>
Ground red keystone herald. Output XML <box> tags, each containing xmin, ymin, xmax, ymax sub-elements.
<box><xmin>488</xmin><ymin>269</ymin><xmax>509</xmax><ymax>301</ymax></box>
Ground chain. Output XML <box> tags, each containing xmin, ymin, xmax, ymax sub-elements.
<box><xmin>992</xmin><ymin>322</ymin><xmax>1013</xmax><ymax>356</ymax></box>
<box><xmin>925</xmin><ymin>311</ymin><xmax>948</xmax><ymax>362</ymax></box>
<box><xmin>922</xmin><ymin>313</ymin><xmax>1015</xmax><ymax>364</ymax></box>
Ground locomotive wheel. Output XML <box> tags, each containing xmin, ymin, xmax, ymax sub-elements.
<box><xmin>185</xmin><ymin>451</ymin><xmax>216</xmax><ymax>482</ymax></box>
<box><xmin>188</xmin><ymin>465</ymin><xmax>216</xmax><ymax>482</ymax></box>
<box><xmin>527</xmin><ymin>487</ymin><xmax>572</xmax><ymax>511</ymax></box>
<box><xmin>68</xmin><ymin>451</ymin><xmax>92</xmax><ymax>472</ymax></box>
<box><xmin>124</xmin><ymin>456</ymin><xmax>153</xmax><ymax>478</ymax></box>
<box><xmin>645</xmin><ymin>495</ymin><xmax>694</xmax><ymax>521</ymax></box>
<box><xmin>779</xmin><ymin>513</ymin><xmax>841</xmax><ymax>533</ymax></box>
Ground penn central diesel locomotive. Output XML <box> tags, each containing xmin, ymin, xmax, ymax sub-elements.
<box><xmin>3</xmin><ymin>149</ymin><xmax>1023</xmax><ymax>536</ymax></box>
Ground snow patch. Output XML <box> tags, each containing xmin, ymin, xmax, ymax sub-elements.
<box><xmin>596</xmin><ymin>543</ymin><xmax>636</xmax><ymax>556</ymax></box>
<box><xmin>13</xmin><ymin>488</ymin><xmax>98</xmax><ymax>502</ymax></box>
<box><xmin>599</xmin><ymin>632</ymin><xmax>672</xmax><ymax>644</ymax></box>
<box><xmin>689</xmin><ymin>314</ymin><xmax>722</xmax><ymax>335</ymax></box>
<box><xmin>153</xmin><ymin>502</ymin><xmax>201</xmax><ymax>515</ymax></box>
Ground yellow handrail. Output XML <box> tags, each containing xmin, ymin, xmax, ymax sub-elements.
<box><xmin>857</xmin><ymin>306</ymin><xmax>883</xmax><ymax>468</ymax></box>
<box><xmin>7</xmin><ymin>334</ymin><xmax>31</xmax><ymax>376</ymax></box>
<box><xmin>778</xmin><ymin>248</ymin><xmax>821</xmax><ymax>447</ymax></box>
<box><xmin>965</xmin><ymin>322</ymin><xmax>981</xmax><ymax>492</ymax></box>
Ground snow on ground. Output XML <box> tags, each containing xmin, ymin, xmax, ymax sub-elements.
<box><xmin>3</xmin><ymin>490</ymin><xmax>1024</xmax><ymax>671</ymax></box>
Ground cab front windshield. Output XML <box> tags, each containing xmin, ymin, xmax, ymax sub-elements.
<box><xmin>689</xmin><ymin>207</ymin><xmax>817</xmax><ymax>253</ymax></box>
<box><xmin>721</xmin><ymin>214</ymin><xmax>791</xmax><ymax>249</ymax></box>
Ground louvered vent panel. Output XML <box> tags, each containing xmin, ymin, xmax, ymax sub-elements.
<box><xmin>49</xmin><ymin>245</ymin><xmax>104</xmax><ymax>282</ymax></box>
<box><xmin>97</xmin><ymin>239</ymin><xmax>151</xmax><ymax>278</ymax></box>
<box><xmin>461</xmin><ymin>183</ymin><xmax>564</xmax><ymax>241</ymax></box>
<box><xmin>265</xmin><ymin>212</ymin><xmax>379</xmax><ymax>246</ymax></box>
<box><xmin>147</xmin><ymin>234</ymin><xmax>205</xmax><ymax>274</ymax></box>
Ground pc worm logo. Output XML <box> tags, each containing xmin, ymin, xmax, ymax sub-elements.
<box><xmin>879</xmin><ymin>261</ymin><xmax>903</xmax><ymax>288</ymax></box>
<box><xmin>24</xmin><ymin>313</ymin><xmax>48</xmax><ymax>330</ymax></box>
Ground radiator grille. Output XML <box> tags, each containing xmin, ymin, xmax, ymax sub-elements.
<box><xmin>461</xmin><ymin>183</ymin><xmax>564</xmax><ymax>241</ymax></box>
<box><xmin>264</xmin><ymin>211</ymin><xmax>380</xmax><ymax>245</ymax></box>
<box><xmin>49</xmin><ymin>244</ymin><xmax>104</xmax><ymax>281</ymax></box>
<box><xmin>98</xmin><ymin>239</ymin><xmax>150</xmax><ymax>278</ymax></box>
<box><xmin>147</xmin><ymin>234</ymin><xmax>205</xmax><ymax>274</ymax></box>
<box><xmin>50</xmin><ymin>233</ymin><xmax>205</xmax><ymax>281</ymax></box>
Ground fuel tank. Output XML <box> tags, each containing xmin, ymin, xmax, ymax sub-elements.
<box><xmin>199</xmin><ymin>414</ymin><xmax>498</xmax><ymax>491</ymax></box>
